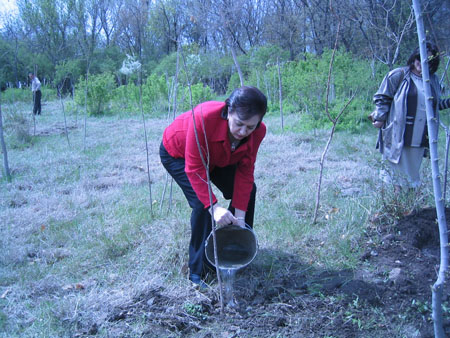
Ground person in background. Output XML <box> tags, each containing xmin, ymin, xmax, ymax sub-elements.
<box><xmin>159</xmin><ymin>86</ymin><xmax>267</xmax><ymax>287</ymax></box>
<box><xmin>371</xmin><ymin>43</ymin><xmax>450</xmax><ymax>191</ymax></box>
<box><xmin>29</xmin><ymin>73</ymin><xmax>42</xmax><ymax>115</ymax></box>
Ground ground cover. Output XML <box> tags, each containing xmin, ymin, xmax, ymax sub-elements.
<box><xmin>0</xmin><ymin>100</ymin><xmax>449</xmax><ymax>337</ymax></box>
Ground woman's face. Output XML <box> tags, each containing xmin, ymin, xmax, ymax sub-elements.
<box><xmin>228</xmin><ymin>112</ymin><xmax>261</xmax><ymax>140</ymax></box>
<box><xmin>413</xmin><ymin>52</ymin><xmax>432</xmax><ymax>76</ymax></box>
<box><xmin>413</xmin><ymin>58</ymin><xmax>422</xmax><ymax>75</ymax></box>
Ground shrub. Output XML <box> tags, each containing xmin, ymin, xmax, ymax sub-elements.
<box><xmin>3</xmin><ymin>108</ymin><xmax>32</xmax><ymax>148</ymax></box>
<box><xmin>1</xmin><ymin>88</ymin><xmax>31</xmax><ymax>103</ymax></box>
<box><xmin>1</xmin><ymin>87</ymin><xmax>57</xmax><ymax>104</ymax></box>
<box><xmin>178</xmin><ymin>83</ymin><xmax>214</xmax><ymax>112</ymax></box>
<box><xmin>244</xmin><ymin>50</ymin><xmax>386</xmax><ymax>131</ymax></box>
<box><xmin>142</xmin><ymin>74</ymin><xmax>168</xmax><ymax>115</ymax></box>
<box><xmin>112</xmin><ymin>83</ymin><xmax>140</xmax><ymax>112</ymax></box>
<box><xmin>74</xmin><ymin>73</ymin><xmax>116</xmax><ymax>116</ymax></box>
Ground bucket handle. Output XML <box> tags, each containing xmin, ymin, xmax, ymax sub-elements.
<box><xmin>215</xmin><ymin>222</ymin><xmax>252</xmax><ymax>231</ymax></box>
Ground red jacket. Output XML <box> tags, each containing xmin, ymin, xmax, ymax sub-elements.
<box><xmin>162</xmin><ymin>101</ymin><xmax>266</xmax><ymax>210</ymax></box>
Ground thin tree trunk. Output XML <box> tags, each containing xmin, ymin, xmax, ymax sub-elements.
<box><xmin>166</xmin><ymin>73</ymin><xmax>173</xmax><ymax>120</ymax></box>
<box><xmin>139</xmin><ymin>67</ymin><xmax>153</xmax><ymax>215</ymax></box>
<box><xmin>172</xmin><ymin>44</ymin><xmax>180</xmax><ymax>119</ymax></box>
<box><xmin>439</xmin><ymin>57</ymin><xmax>450</xmax><ymax>203</ymax></box>
<box><xmin>0</xmin><ymin>91</ymin><xmax>11</xmax><ymax>182</ymax></box>
<box><xmin>83</xmin><ymin>64</ymin><xmax>89</xmax><ymax>151</ymax></box>
<box><xmin>443</xmin><ymin>132</ymin><xmax>450</xmax><ymax>203</ymax></box>
<box><xmin>313</xmin><ymin>21</ymin><xmax>355</xmax><ymax>224</ymax></box>
<box><xmin>230</xmin><ymin>44</ymin><xmax>244</xmax><ymax>87</ymax></box>
<box><xmin>412</xmin><ymin>2</ymin><xmax>448</xmax><ymax>337</ymax></box>
<box><xmin>180</xmin><ymin>46</ymin><xmax>224</xmax><ymax>313</ymax></box>
<box><xmin>58</xmin><ymin>80</ymin><xmax>71</xmax><ymax>148</ymax></box>
<box><xmin>161</xmin><ymin>42</ymin><xmax>181</xmax><ymax>212</ymax></box>
<box><xmin>277</xmin><ymin>57</ymin><xmax>284</xmax><ymax>131</ymax></box>
<box><xmin>71</xmin><ymin>77</ymin><xmax>77</xmax><ymax>127</ymax></box>
<box><xmin>256</xmin><ymin>69</ymin><xmax>260</xmax><ymax>89</ymax></box>
<box><xmin>160</xmin><ymin>173</ymin><xmax>169</xmax><ymax>212</ymax></box>
<box><xmin>263</xmin><ymin>73</ymin><xmax>270</xmax><ymax>105</ymax></box>
<box><xmin>32</xmin><ymin>65</ymin><xmax>37</xmax><ymax>136</ymax></box>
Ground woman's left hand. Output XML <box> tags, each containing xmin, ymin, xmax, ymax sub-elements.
<box><xmin>235</xmin><ymin>217</ymin><xmax>246</xmax><ymax>227</ymax></box>
<box><xmin>234</xmin><ymin>208</ymin><xmax>246</xmax><ymax>227</ymax></box>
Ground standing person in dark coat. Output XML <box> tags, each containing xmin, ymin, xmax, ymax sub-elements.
<box><xmin>29</xmin><ymin>73</ymin><xmax>42</xmax><ymax>115</ymax></box>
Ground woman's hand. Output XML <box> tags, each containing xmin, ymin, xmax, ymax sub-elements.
<box><xmin>234</xmin><ymin>208</ymin><xmax>246</xmax><ymax>227</ymax></box>
<box><xmin>373</xmin><ymin>120</ymin><xmax>384</xmax><ymax>128</ymax></box>
<box><xmin>209</xmin><ymin>205</ymin><xmax>237</xmax><ymax>226</ymax></box>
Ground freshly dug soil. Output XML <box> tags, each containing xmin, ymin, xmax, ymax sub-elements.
<box><xmin>80</xmin><ymin>208</ymin><xmax>450</xmax><ymax>337</ymax></box>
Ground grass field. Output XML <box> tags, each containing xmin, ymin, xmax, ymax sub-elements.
<box><xmin>0</xmin><ymin>99</ymin><xmax>441</xmax><ymax>337</ymax></box>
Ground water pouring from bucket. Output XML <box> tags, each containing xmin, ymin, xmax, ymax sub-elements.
<box><xmin>205</xmin><ymin>224</ymin><xmax>258</xmax><ymax>270</ymax></box>
<box><xmin>205</xmin><ymin>224</ymin><xmax>258</xmax><ymax>307</ymax></box>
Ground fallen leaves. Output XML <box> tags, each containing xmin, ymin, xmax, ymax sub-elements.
<box><xmin>62</xmin><ymin>283</ymin><xmax>85</xmax><ymax>292</ymax></box>
<box><xmin>1</xmin><ymin>289</ymin><xmax>11</xmax><ymax>299</ymax></box>
<box><xmin>325</xmin><ymin>207</ymin><xmax>339</xmax><ymax>220</ymax></box>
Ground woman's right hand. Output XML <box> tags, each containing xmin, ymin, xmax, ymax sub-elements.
<box><xmin>373</xmin><ymin>120</ymin><xmax>384</xmax><ymax>128</ymax></box>
<box><xmin>209</xmin><ymin>205</ymin><xmax>237</xmax><ymax>226</ymax></box>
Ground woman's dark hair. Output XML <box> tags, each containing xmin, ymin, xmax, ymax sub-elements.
<box><xmin>222</xmin><ymin>86</ymin><xmax>267</xmax><ymax>127</ymax></box>
<box><xmin>407</xmin><ymin>42</ymin><xmax>440</xmax><ymax>74</ymax></box>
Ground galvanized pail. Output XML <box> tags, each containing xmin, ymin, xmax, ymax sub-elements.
<box><xmin>205</xmin><ymin>224</ymin><xmax>258</xmax><ymax>269</ymax></box>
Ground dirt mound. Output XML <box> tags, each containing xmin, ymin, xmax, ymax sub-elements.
<box><xmin>74</xmin><ymin>208</ymin><xmax>450</xmax><ymax>337</ymax></box>
<box><xmin>365</xmin><ymin>207</ymin><xmax>450</xmax><ymax>337</ymax></box>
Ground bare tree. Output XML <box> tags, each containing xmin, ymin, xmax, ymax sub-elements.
<box><xmin>18</xmin><ymin>0</ymin><xmax>74</xmax><ymax>66</ymax></box>
<box><xmin>439</xmin><ymin>57</ymin><xmax>450</xmax><ymax>202</ymax></box>
<box><xmin>312</xmin><ymin>18</ymin><xmax>355</xmax><ymax>224</ymax></box>
<box><xmin>345</xmin><ymin>0</ymin><xmax>415</xmax><ymax>71</ymax></box>
<box><xmin>116</xmin><ymin>0</ymin><xmax>151</xmax><ymax>58</ymax></box>
<box><xmin>160</xmin><ymin>42</ymin><xmax>181</xmax><ymax>213</ymax></box>
<box><xmin>180</xmin><ymin>47</ymin><xmax>225</xmax><ymax>312</ymax></box>
<box><xmin>265</xmin><ymin>0</ymin><xmax>304</xmax><ymax>60</ymax></box>
<box><xmin>71</xmin><ymin>0</ymin><xmax>101</xmax><ymax>150</ymax></box>
<box><xmin>58</xmin><ymin>78</ymin><xmax>71</xmax><ymax>148</ymax></box>
<box><xmin>277</xmin><ymin>57</ymin><xmax>284</xmax><ymax>130</ymax></box>
<box><xmin>98</xmin><ymin>0</ymin><xmax>123</xmax><ymax>47</ymax></box>
<box><xmin>412</xmin><ymin>1</ymin><xmax>449</xmax><ymax>336</ymax></box>
<box><xmin>0</xmin><ymin>91</ymin><xmax>11</xmax><ymax>182</ymax></box>
<box><xmin>32</xmin><ymin>65</ymin><xmax>37</xmax><ymax>136</ymax></box>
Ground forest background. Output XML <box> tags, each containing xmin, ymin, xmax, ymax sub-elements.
<box><xmin>0</xmin><ymin>0</ymin><xmax>449</xmax><ymax>131</ymax></box>
<box><xmin>2</xmin><ymin>0</ymin><xmax>450</xmax><ymax>337</ymax></box>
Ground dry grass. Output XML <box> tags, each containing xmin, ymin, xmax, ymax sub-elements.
<box><xmin>0</xmin><ymin>100</ymin><xmax>438</xmax><ymax>337</ymax></box>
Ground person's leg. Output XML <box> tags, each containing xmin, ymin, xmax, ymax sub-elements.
<box><xmin>381</xmin><ymin>147</ymin><xmax>424</xmax><ymax>190</ymax></box>
<box><xmin>33</xmin><ymin>92</ymin><xmax>37</xmax><ymax>115</ymax></box>
<box><xmin>159</xmin><ymin>142</ymin><xmax>211</xmax><ymax>279</ymax></box>
<box><xmin>210</xmin><ymin>165</ymin><xmax>257</xmax><ymax>227</ymax></box>
<box><xmin>36</xmin><ymin>90</ymin><xmax>41</xmax><ymax>115</ymax></box>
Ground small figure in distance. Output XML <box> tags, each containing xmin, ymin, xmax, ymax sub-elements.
<box><xmin>29</xmin><ymin>73</ymin><xmax>42</xmax><ymax>115</ymax></box>
<box><xmin>370</xmin><ymin>42</ymin><xmax>450</xmax><ymax>192</ymax></box>
<box><xmin>159</xmin><ymin>86</ymin><xmax>267</xmax><ymax>288</ymax></box>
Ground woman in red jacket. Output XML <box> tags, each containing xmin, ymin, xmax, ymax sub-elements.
<box><xmin>160</xmin><ymin>86</ymin><xmax>267</xmax><ymax>286</ymax></box>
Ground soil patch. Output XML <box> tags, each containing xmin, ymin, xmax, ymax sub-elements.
<box><xmin>74</xmin><ymin>208</ymin><xmax>450</xmax><ymax>337</ymax></box>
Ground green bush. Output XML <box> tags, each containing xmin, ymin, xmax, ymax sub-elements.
<box><xmin>244</xmin><ymin>49</ymin><xmax>387</xmax><ymax>131</ymax></box>
<box><xmin>112</xmin><ymin>83</ymin><xmax>140</xmax><ymax>112</ymax></box>
<box><xmin>1</xmin><ymin>86</ymin><xmax>57</xmax><ymax>104</ymax></box>
<box><xmin>3</xmin><ymin>108</ymin><xmax>32</xmax><ymax>149</ymax></box>
<box><xmin>178</xmin><ymin>83</ymin><xmax>214</xmax><ymax>112</ymax></box>
<box><xmin>74</xmin><ymin>72</ymin><xmax>116</xmax><ymax>116</ymax></box>
<box><xmin>1</xmin><ymin>88</ymin><xmax>31</xmax><ymax>103</ymax></box>
<box><xmin>41</xmin><ymin>87</ymin><xmax>58</xmax><ymax>101</ymax></box>
<box><xmin>142</xmin><ymin>74</ymin><xmax>168</xmax><ymax>115</ymax></box>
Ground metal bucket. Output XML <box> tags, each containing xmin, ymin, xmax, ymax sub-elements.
<box><xmin>205</xmin><ymin>224</ymin><xmax>258</xmax><ymax>270</ymax></box>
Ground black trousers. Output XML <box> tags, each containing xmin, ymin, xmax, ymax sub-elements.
<box><xmin>33</xmin><ymin>90</ymin><xmax>41</xmax><ymax>115</ymax></box>
<box><xmin>159</xmin><ymin>142</ymin><xmax>256</xmax><ymax>276</ymax></box>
